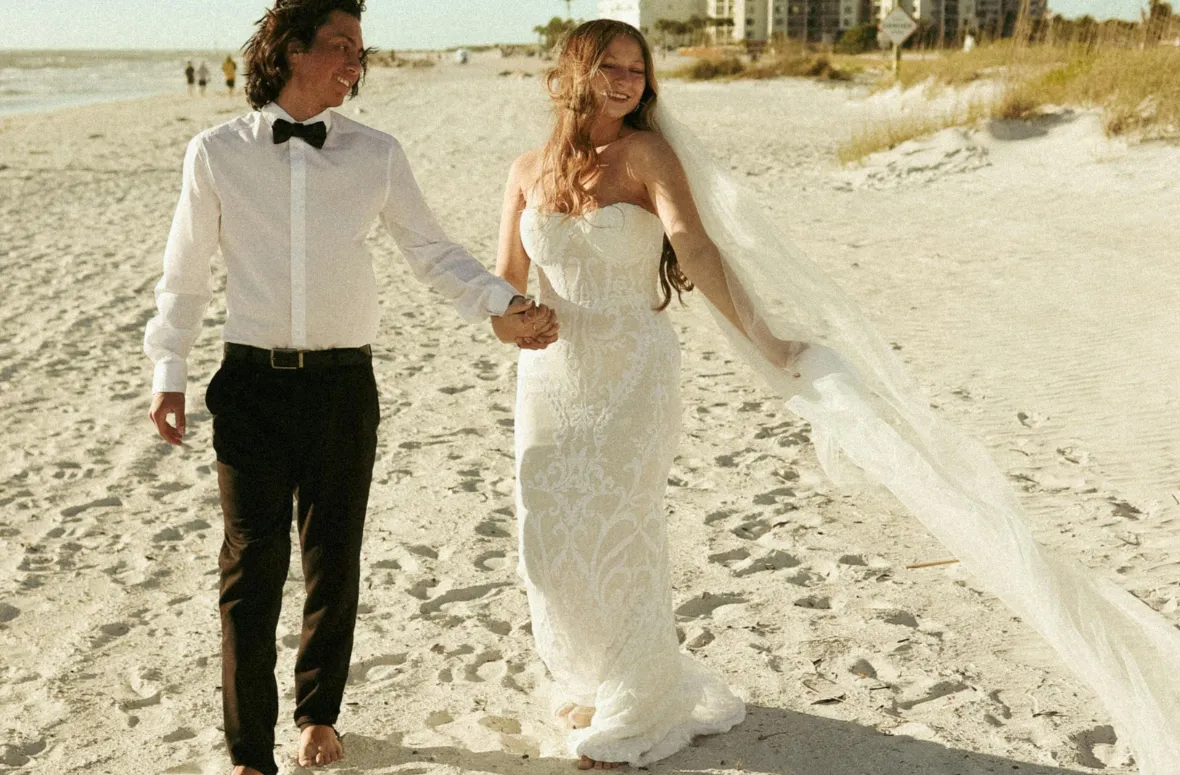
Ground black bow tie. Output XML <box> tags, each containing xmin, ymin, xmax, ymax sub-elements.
<box><xmin>272</xmin><ymin>118</ymin><xmax>327</xmax><ymax>149</ymax></box>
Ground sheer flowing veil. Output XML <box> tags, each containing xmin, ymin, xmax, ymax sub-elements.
<box><xmin>651</xmin><ymin>98</ymin><xmax>1180</xmax><ymax>773</ymax></box>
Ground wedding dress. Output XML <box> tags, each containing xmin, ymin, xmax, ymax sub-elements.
<box><xmin>514</xmin><ymin>200</ymin><xmax>746</xmax><ymax>765</ymax></box>
<box><xmin>510</xmin><ymin>96</ymin><xmax>1180</xmax><ymax>771</ymax></box>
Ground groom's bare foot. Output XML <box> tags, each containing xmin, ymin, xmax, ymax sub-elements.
<box><xmin>577</xmin><ymin>755</ymin><xmax>625</xmax><ymax>770</ymax></box>
<box><xmin>298</xmin><ymin>724</ymin><xmax>343</xmax><ymax>767</ymax></box>
<box><xmin>231</xmin><ymin>768</ymin><xmax>265</xmax><ymax>775</ymax></box>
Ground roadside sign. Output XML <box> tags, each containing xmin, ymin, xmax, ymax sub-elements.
<box><xmin>879</xmin><ymin>7</ymin><xmax>918</xmax><ymax>46</ymax></box>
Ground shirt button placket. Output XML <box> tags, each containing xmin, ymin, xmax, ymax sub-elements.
<box><xmin>290</xmin><ymin>138</ymin><xmax>308</xmax><ymax>349</ymax></box>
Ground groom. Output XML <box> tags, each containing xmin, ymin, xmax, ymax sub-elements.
<box><xmin>144</xmin><ymin>2</ymin><xmax>556</xmax><ymax>774</ymax></box>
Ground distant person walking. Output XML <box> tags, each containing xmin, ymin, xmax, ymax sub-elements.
<box><xmin>222</xmin><ymin>55</ymin><xmax>238</xmax><ymax>96</ymax></box>
<box><xmin>197</xmin><ymin>61</ymin><xmax>210</xmax><ymax>96</ymax></box>
<box><xmin>185</xmin><ymin>60</ymin><xmax>195</xmax><ymax>95</ymax></box>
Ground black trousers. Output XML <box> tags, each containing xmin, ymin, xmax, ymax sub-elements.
<box><xmin>205</xmin><ymin>357</ymin><xmax>379</xmax><ymax>775</ymax></box>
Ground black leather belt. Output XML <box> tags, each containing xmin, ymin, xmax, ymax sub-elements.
<box><xmin>223</xmin><ymin>343</ymin><xmax>372</xmax><ymax>370</ymax></box>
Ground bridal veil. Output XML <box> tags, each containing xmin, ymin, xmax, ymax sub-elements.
<box><xmin>651</xmin><ymin>99</ymin><xmax>1180</xmax><ymax>773</ymax></box>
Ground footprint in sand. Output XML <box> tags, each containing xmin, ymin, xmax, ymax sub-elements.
<box><xmin>463</xmin><ymin>649</ymin><xmax>506</xmax><ymax>682</ymax></box>
<box><xmin>162</xmin><ymin>727</ymin><xmax>198</xmax><ymax>743</ymax></box>
<box><xmin>406</xmin><ymin>544</ymin><xmax>439</xmax><ymax>560</ymax></box>
<box><xmin>472</xmin><ymin>358</ymin><xmax>500</xmax><ymax>382</ymax></box>
<box><xmin>1108</xmin><ymin>498</ymin><xmax>1143</xmax><ymax>519</ymax></box>
<box><xmin>1</xmin><ymin>739</ymin><xmax>47</xmax><ymax>768</ymax></box>
<box><xmin>478</xmin><ymin>715</ymin><xmax>522</xmax><ymax>734</ymax></box>
<box><xmin>793</xmin><ymin>595</ymin><xmax>831</xmax><ymax>610</ymax></box>
<box><xmin>478</xmin><ymin>617</ymin><xmax>512</xmax><ymax>636</ymax></box>
<box><xmin>473</xmin><ymin>550</ymin><xmax>507</xmax><ymax>572</ymax></box>
<box><xmin>707</xmin><ymin>548</ymin><xmax>750</xmax><ymax>567</ymax></box>
<box><xmin>1016</xmin><ymin>411</ymin><xmax>1047</xmax><ymax>428</ymax></box>
<box><xmin>120</xmin><ymin>692</ymin><xmax>163</xmax><ymax>712</ymax></box>
<box><xmin>91</xmin><ymin>621</ymin><xmax>132</xmax><ymax>649</ymax></box>
<box><xmin>347</xmin><ymin>653</ymin><xmax>408</xmax><ymax>685</ymax></box>
<box><xmin>896</xmin><ymin>680</ymin><xmax>972</xmax><ymax>711</ymax></box>
<box><xmin>474</xmin><ymin>519</ymin><xmax>510</xmax><ymax>539</ymax></box>
<box><xmin>880</xmin><ymin>610</ymin><xmax>919</xmax><ymax>628</ymax></box>
<box><xmin>675</xmin><ymin>593</ymin><xmax>748</xmax><ymax>619</ymax></box>
<box><xmin>849</xmin><ymin>658</ymin><xmax>878</xmax><ymax>679</ymax></box>
<box><xmin>1057</xmin><ymin>446</ymin><xmax>1090</xmax><ymax>465</ymax></box>
<box><xmin>734</xmin><ymin>550</ymin><xmax>801</xmax><ymax>578</ymax></box>
<box><xmin>60</xmin><ymin>496</ymin><xmax>122</xmax><ymax>517</ymax></box>
<box><xmin>987</xmin><ymin>689</ymin><xmax>1013</xmax><ymax>721</ymax></box>
<box><xmin>1071</xmin><ymin>724</ymin><xmax>1132</xmax><ymax>768</ymax></box>
<box><xmin>753</xmin><ymin>487</ymin><xmax>796</xmax><ymax>505</ymax></box>
<box><xmin>714</xmin><ymin>447</ymin><xmax>755</xmax><ymax>468</ymax></box>
<box><xmin>152</xmin><ymin>526</ymin><xmax>185</xmax><ymax>542</ymax></box>
<box><xmin>0</xmin><ymin>603</ymin><xmax>20</xmax><ymax>623</ymax></box>
<box><xmin>452</xmin><ymin>478</ymin><xmax>482</xmax><ymax>493</ymax></box>
<box><xmin>684</xmin><ymin>626</ymin><xmax>715</xmax><ymax>650</ymax></box>
<box><xmin>787</xmin><ymin>568</ymin><xmax>820</xmax><ymax>587</ymax></box>
<box><xmin>704</xmin><ymin>508</ymin><xmax>738</xmax><ymax>525</ymax></box>
<box><xmin>419</xmin><ymin>582</ymin><xmax>510</xmax><ymax>615</ymax></box>
<box><xmin>731</xmin><ymin>518</ymin><xmax>772</xmax><ymax>541</ymax></box>
<box><xmin>408</xmin><ymin>578</ymin><xmax>440</xmax><ymax>601</ymax></box>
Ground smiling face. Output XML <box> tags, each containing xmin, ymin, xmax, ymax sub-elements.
<box><xmin>284</xmin><ymin>10</ymin><xmax>363</xmax><ymax>115</ymax></box>
<box><xmin>592</xmin><ymin>35</ymin><xmax>649</xmax><ymax>121</ymax></box>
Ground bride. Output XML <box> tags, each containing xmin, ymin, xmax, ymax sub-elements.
<box><xmin>491</xmin><ymin>18</ymin><xmax>1180</xmax><ymax>774</ymax></box>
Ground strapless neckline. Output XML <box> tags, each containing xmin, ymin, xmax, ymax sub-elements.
<box><xmin>522</xmin><ymin>202</ymin><xmax>660</xmax><ymax>222</ymax></box>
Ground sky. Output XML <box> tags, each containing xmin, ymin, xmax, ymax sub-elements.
<box><xmin>0</xmin><ymin>0</ymin><xmax>1148</xmax><ymax>51</ymax></box>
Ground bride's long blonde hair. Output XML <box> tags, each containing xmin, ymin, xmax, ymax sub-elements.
<box><xmin>541</xmin><ymin>19</ymin><xmax>692</xmax><ymax>310</ymax></box>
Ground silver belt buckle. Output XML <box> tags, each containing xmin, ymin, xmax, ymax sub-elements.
<box><xmin>270</xmin><ymin>349</ymin><xmax>303</xmax><ymax>369</ymax></box>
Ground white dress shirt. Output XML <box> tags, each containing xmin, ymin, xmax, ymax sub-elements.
<box><xmin>144</xmin><ymin>102</ymin><xmax>518</xmax><ymax>393</ymax></box>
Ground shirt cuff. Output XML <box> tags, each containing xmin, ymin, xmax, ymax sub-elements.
<box><xmin>152</xmin><ymin>360</ymin><xmax>189</xmax><ymax>394</ymax></box>
<box><xmin>487</xmin><ymin>282</ymin><xmax>521</xmax><ymax>317</ymax></box>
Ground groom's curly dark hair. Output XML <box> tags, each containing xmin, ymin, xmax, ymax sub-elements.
<box><xmin>242</xmin><ymin>0</ymin><xmax>374</xmax><ymax>109</ymax></box>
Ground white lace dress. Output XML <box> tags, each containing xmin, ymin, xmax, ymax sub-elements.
<box><xmin>514</xmin><ymin>202</ymin><xmax>746</xmax><ymax>765</ymax></box>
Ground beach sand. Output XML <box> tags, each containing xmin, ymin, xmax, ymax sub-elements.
<box><xmin>0</xmin><ymin>51</ymin><xmax>1177</xmax><ymax>774</ymax></box>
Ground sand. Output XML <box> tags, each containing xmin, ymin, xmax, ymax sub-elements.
<box><xmin>0</xmin><ymin>51</ymin><xmax>1177</xmax><ymax>774</ymax></box>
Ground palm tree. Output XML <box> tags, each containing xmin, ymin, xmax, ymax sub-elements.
<box><xmin>560</xmin><ymin>0</ymin><xmax>573</xmax><ymax>20</ymax></box>
<box><xmin>536</xmin><ymin>16</ymin><xmax>578</xmax><ymax>50</ymax></box>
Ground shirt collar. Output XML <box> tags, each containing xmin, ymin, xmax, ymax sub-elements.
<box><xmin>260</xmin><ymin>102</ymin><xmax>334</xmax><ymax>133</ymax></box>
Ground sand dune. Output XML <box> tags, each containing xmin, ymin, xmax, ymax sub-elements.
<box><xmin>0</xmin><ymin>52</ymin><xmax>1176</xmax><ymax>774</ymax></box>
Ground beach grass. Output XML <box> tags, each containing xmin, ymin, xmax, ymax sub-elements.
<box><xmin>838</xmin><ymin>98</ymin><xmax>991</xmax><ymax>164</ymax></box>
<box><xmin>840</xmin><ymin>35</ymin><xmax>1180</xmax><ymax>163</ymax></box>
<box><xmin>668</xmin><ymin>46</ymin><xmax>852</xmax><ymax>82</ymax></box>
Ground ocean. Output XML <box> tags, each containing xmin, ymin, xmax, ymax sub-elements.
<box><xmin>0</xmin><ymin>50</ymin><xmax>233</xmax><ymax>117</ymax></box>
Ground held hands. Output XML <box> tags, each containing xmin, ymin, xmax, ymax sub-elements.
<box><xmin>149</xmin><ymin>392</ymin><xmax>186</xmax><ymax>446</ymax></box>
<box><xmin>494</xmin><ymin>296</ymin><xmax>559</xmax><ymax>350</ymax></box>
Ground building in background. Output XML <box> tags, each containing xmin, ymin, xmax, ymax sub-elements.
<box><xmin>599</xmin><ymin>0</ymin><xmax>1044</xmax><ymax>46</ymax></box>
<box><xmin>597</xmin><ymin>0</ymin><xmax>707</xmax><ymax>36</ymax></box>
<box><xmin>777</xmin><ymin>0</ymin><xmax>873</xmax><ymax>43</ymax></box>
<box><xmin>973</xmin><ymin>0</ymin><xmax>1046</xmax><ymax>36</ymax></box>
<box><xmin>879</xmin><ymin>0</ymin><xmax>1045</xmax><ymax>41</ymax></box>
<box><xmin>712</xmin><ymin>0</ymin><xmax>768</xmax><ymax>41</ymax></box>
<box><xmin>705</xmin><ymin>0</ymin><xmax>874</xmax><ymax>44</ymax></box>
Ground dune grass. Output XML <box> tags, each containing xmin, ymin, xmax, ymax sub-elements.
<box><xmin>839</xmin><ymin>99</ymin><xmax>991</xmax><ymax>164</ymax></box>
<box><xmin>668</xmin><ymin>46</ymin><xmax>852</xmax><ymax>82</ymax></box>
<box><xmin>840</xmin><ymin>38</ymin><xmax>1180</xmax><ymax>163</ymax></box>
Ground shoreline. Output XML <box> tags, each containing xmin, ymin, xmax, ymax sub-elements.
<box><xmin>0</xmin><ymin>88</ymin><xmax>185</xmax><ymax>118</ymax></box>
